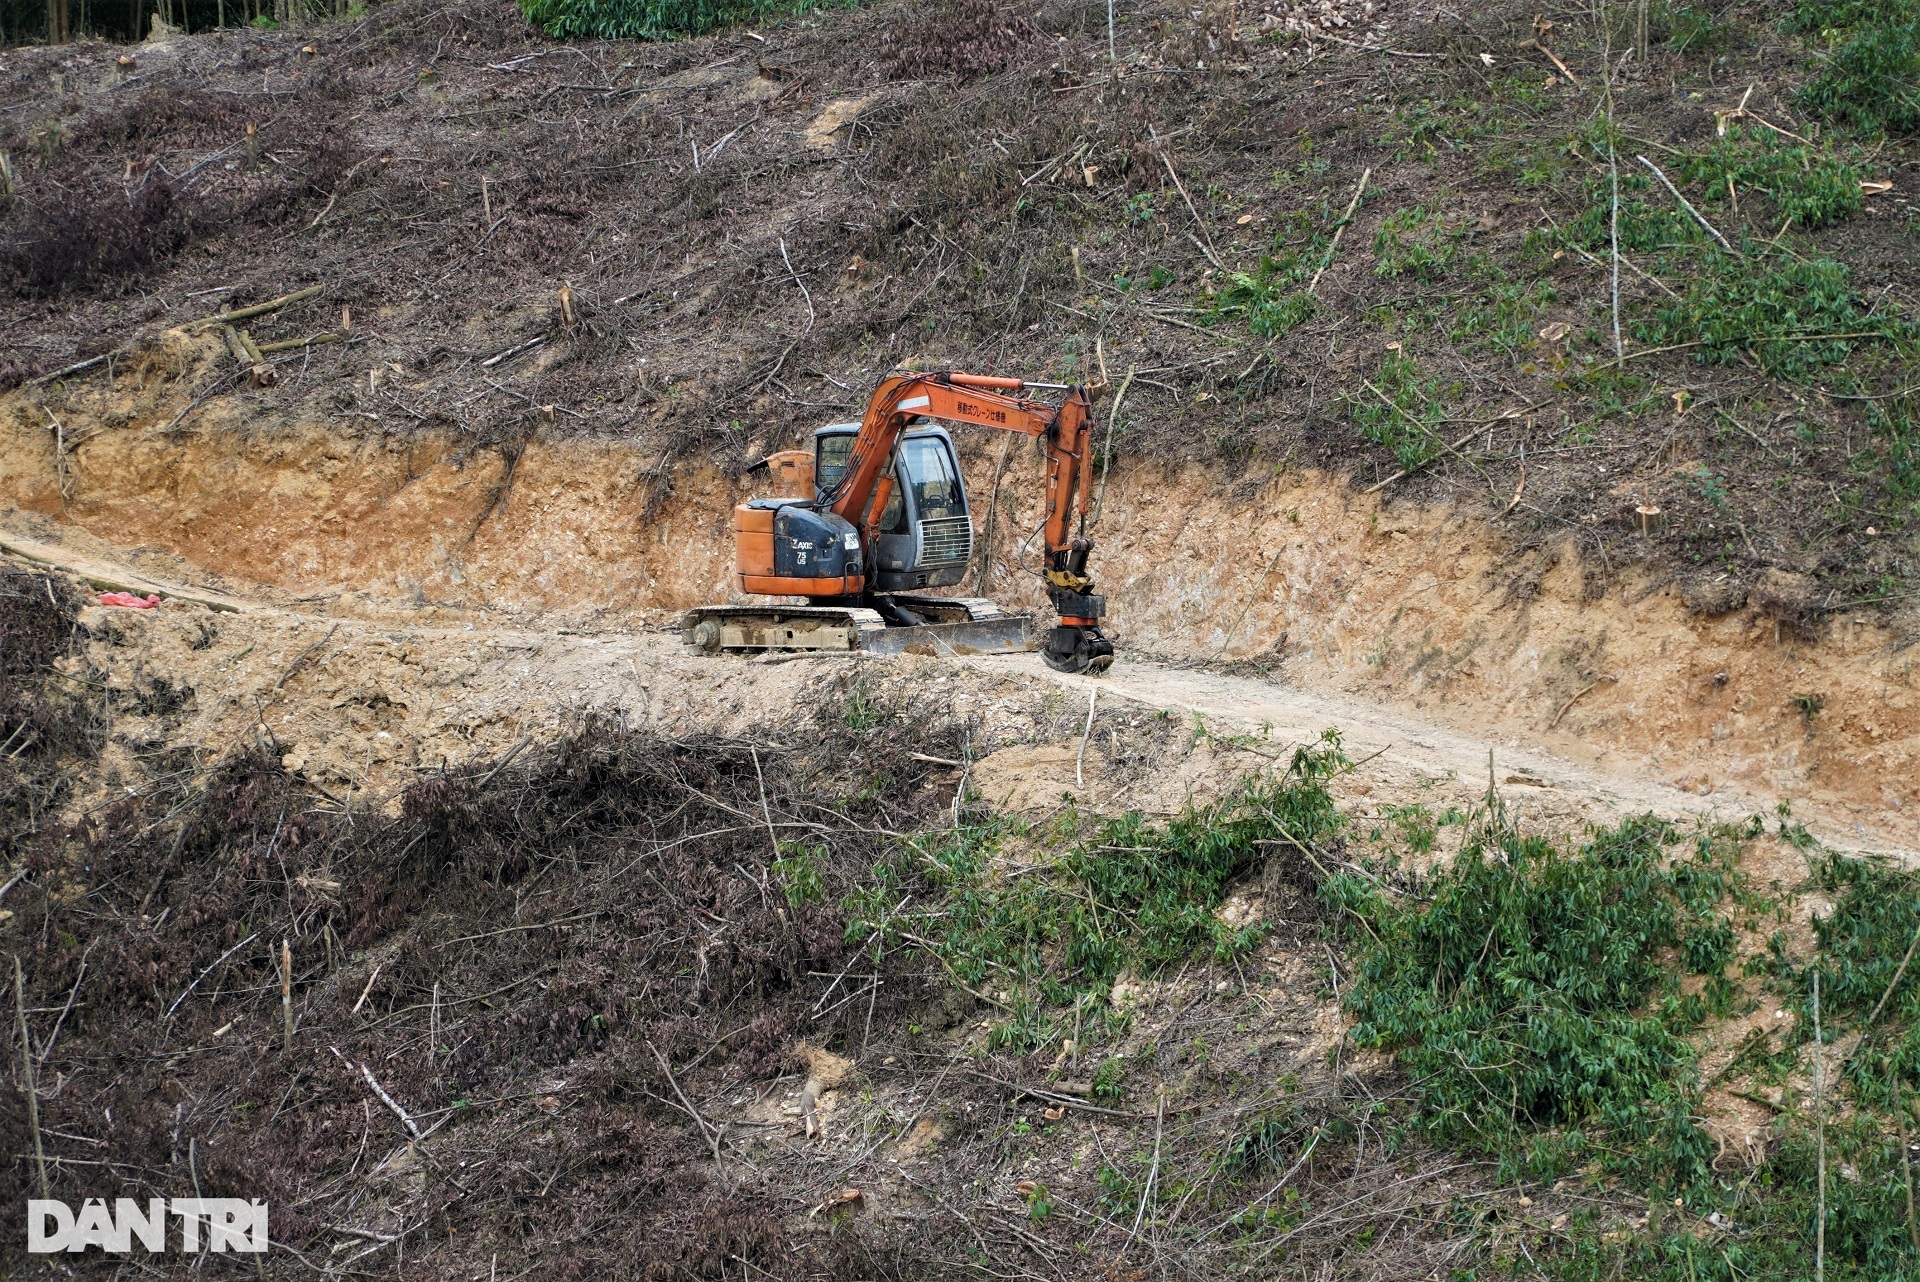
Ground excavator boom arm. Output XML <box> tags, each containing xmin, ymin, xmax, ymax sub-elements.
<box><xmin>823</xmin><ymin>372</ymin><xmax>1096</xmax><ymax>558</ymax></box>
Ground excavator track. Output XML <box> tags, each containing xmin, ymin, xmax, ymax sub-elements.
<box><xmin>682</xmin><ymin>599</ymin><xmax>1032</xmax><ymax>659</ymax></box>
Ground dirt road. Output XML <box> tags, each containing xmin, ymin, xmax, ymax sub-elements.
<box><xmin>976</xmin><ymin>653</ymin><xmax>1913</xmax><ymax>856</ymax></box>
<box><xmin>7</xmin><ymin>511</ymin><xmax>1908</xmax><ymax>859</ymax></box>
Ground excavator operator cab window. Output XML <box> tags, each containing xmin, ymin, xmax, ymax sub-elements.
<box><xmin>806</xmin><ymin>418</ymin><xmax>976</xmax><ymax>590</ymax></box>
<box><xmin>899</xmin><ymin>436</ymin><xmax>963</xmax><ymax>521</ymax></box>
<box><xmin>877</xmin><ymin>469</ymin><xmax>906</xmax><ymax>532</ymax></box>
<box><xmin>813</xmin><ymin>427</ymin><xmax>858</xmax><ymax>502</ymax></box>
<box><xmin>812</xmin><ymin>424</ymin><xmax>965</xmax><ymax>532</ymax></box>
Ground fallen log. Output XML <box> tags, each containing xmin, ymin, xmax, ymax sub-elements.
<box><xmin>257</xmin><ymin>332</ymin><xmax>341</xmax><ymax>354</ymax></box>
<box><xmin>27</xmin><ymin>352</ymin><xmax>113</xmax><ymax>386</ymax></box>
<box><xmin>193</xmin><ymin>284</ymin><xmax>324</xmax><ymax>328</ymax></box>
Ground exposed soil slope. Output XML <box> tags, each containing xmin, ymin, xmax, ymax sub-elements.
<box><xmin>6</xmin><ymin>397</ymin><xmax>1917</xmax><ymax>848</ymax></box>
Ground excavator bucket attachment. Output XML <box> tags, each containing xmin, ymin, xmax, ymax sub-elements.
<box><xmin>682</xmin><ymin>597</ymin><xmax>1031</xmax><ymax>659</ymax></box>
<box><xmin>1040</xmin><ymin>625</ymin><xmax>1115</xmax><ymax>675</ymax></box>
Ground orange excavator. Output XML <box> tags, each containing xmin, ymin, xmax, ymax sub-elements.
<box><xmin>682</xmin><ymin>370</ymin><xmax>1115</xmax><ymax>674</ymax></box>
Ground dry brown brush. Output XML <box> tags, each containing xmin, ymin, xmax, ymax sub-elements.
<box><xmin>0</xmin><ymin>707</ymin><xmax>973</xmax><ymax>1276</ymax></box>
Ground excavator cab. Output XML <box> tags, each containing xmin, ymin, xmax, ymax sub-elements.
<box><xmin>813</xmin><ymin>423</ymin><xmax>973</xmax><ymax>591</ymax></box>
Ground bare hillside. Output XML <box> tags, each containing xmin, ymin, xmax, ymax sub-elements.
<box><xmin>0</xmin><ymin>0</ymin><xmax>1915</xmax><ymax>607</ymax></box>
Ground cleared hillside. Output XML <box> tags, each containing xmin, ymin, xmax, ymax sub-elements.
<box><xmin>0</xmin><ymin>0</ymin><xmax>1915</xmax><ymax>614</ymax></box>
<box><xmin>3</xmin><ymin>1</ymin><xmax>1920</xmax><ymax>1279</ymax></box>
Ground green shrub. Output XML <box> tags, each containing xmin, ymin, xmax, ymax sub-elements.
<box><xmin>1773</xmin><ymin>855</ymin><xmax>1920</xmax><ymax>1114</ymax></box>
<box><xmin>1788</xmin><ymin>0</ymin><xmax>1920</xmax><ymax>133</ymax></box>
<box><xmin>1800</xmin><ymin>19</ymin><xmax>1920</xmax><ymax>135</ymax></box>
<box><xmin>1447</xmin><ymin>273</ymin><xmax>1558</xmax><ymax>358</ymax></box>
<box><xmin>771</xmin><ymin>846</ymin><xmax>825</xmax><ymax>905</ymax></box>
<box><xmin>516</xmin><ymin>0</ymin><xmax>847</xmax><ymax>40</ymax></box>
<box><xmin>1640</xmin><ymin>255</ymin><xmax>1906</xmax><ymax>380</ymax></box>
<box><xmin>1372</xmin><ymin>205</ymin><xmax>1461</xmax><ymax>280</ymax></box>
<box><xmin>1222</xmin><ymin>1110</ymin><xmax>1310</xmax><ymax>1175</ymax></box>
<box><xmin>1558</xmin><ymin>174</ymin><xmax>1702</xmax><ymax>256</ymax></box>
<box><xmin>1561</xmin><ymin>131</ymin><xmax>1859</xmax><ymax>242</ymax></box>
<box><xmin>848</xmin><ymin>734</ymin><xmax>1348</xmax><ymax>1050</ymax></box>
<box><xmin>1091</xmin><ymin>1057</ymin><xmax>1128</xmax><ymax>1099</ymax></box>
<box><xmin>1789</xmin><ymin>0</ymin><xmax>1916</xmax><ymax>32</ymax></box>
<box><xmin>1678</xmin><ymin>126</ymin><xmax>1863</xmax><ymax>228</ymax></box>
<box><xmin>1324</xmin><ymin>811</ymin><xmax>1739</xmax><ymax>1188</ymax></box>
<box><xmin>1547</xmin><ymin>1112</ymin><xmax>1919</xmax><ymax>1281</ymax></box>
<box><xmin>1332</xmin><ymin>811</ymin><xmax>1920</xmax><ymax>1276</ymax></box>
<box><xmin>1212</xmin><ymin>228</ymin><xmax>1327</xmax><ymax>340</ymax></box>
<box><xmin>1802</xmin><ymin>854</ymin><xmax>1920</xmax><ymax>1020</ymax></box>
<box><xmin>1547</xmin><ymin>150</ymin><xmax>1912</xmax><ymax>378</ymax></box>
<box><xmin>1868</xmin><ymin>394</ymin><xmax>1920</xmax><ymax>507</ymax></box>
<box><xmin>1351</xmin><ymin>351</ymin><xmax>1450</xmax><ymax>472</ymax></box>
<box><xmin>1213</xmin><ymin>265</ymin><xmax>1318</xmax><ymax>339</ymax></box>
<box><xmin>1660</xmin><ymin>1</ymin><xmax>1741</xmax><ymax>53</ymax></box>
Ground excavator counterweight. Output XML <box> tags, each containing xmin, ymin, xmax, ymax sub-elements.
<box><xmin>682</xmin><ymin>370</ymin><xmax>1115</xmax><ymax>674</ymax></box>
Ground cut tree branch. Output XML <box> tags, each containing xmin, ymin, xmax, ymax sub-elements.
<box><xmin>1636</xmin><ymin>155</ymin><xmax>1735</xmax><ymax>253</ymax></box>
<box><xmin>192</xmin><ymin>284</ymin><xmax>324</xmax><ymax>328</ymax></box>
<box><xmin>649</xmin><ymin>1039</ymin><xmax>728</xmax><ymax>1185</ymax></box>
<box><xmin>1308</xmin><ymin>167</ymin><xmax>1371</xmax><ymax>297</ymax></box>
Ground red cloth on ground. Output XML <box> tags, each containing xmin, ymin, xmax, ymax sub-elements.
<box><xmin>98</xmin><ymin>592</ymin><xmax>161</xmax><ymax>609</ymax></box>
